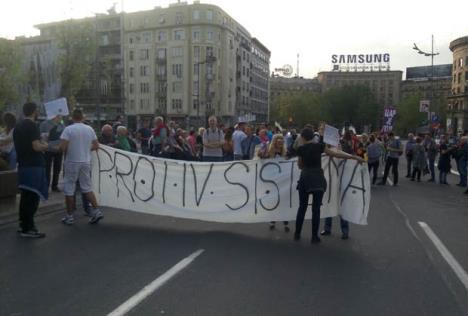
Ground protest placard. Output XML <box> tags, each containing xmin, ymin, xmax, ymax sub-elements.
<box><xmin>323</xmin><ymin>124</ymin><xmax>340</xmax><ymax>147</ymax></box>
<box><xmin>44</xmin><ymin>98</ymin><xmax>69</xmax><ymax>119</ymax></box>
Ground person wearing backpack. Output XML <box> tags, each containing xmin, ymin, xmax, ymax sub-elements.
<box><xmin>202</xmin><ymin>116</ymin><xmax>224</xmax><ymax>162</ymax></box>
<box><xmin>379</xmin><ymin>132</ymin><xmax>403</xmax><ymax>186</ymax></box>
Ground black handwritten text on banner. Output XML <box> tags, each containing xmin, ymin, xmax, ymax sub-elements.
<box><xmin>92</xmin><ymin>146</ymin><xmax>371</xmax><ymax>224</ymax></box>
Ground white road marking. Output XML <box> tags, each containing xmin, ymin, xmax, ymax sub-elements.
<box><xmin>107</xmin><ymin>249</ymin><xmax>205</xmax><ymax>316</ymax></box>
<box><xmin>418</xmin><ymin>222</ymin><xmax>468</xmax><ymax>291</ymax></box>
<box><xmin>435</xmin><ymin>163</ymin><xmax>460</xmax><ymax>176</ymax></box>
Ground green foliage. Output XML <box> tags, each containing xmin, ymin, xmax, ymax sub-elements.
<box><xmin>0</xmin><ymin>38</ymin><xmax>24</xmax><ymax>110</ymax></box>
<box><xmin>271</xmin><ymin>91</ymin><xmax>322</xmax><ymax>128</ymax></box>
<box><xmin>394</xmin><ymin>95</ymin><xmax>427</xmax><ymax>135</ymax></box>
<box><xmin>56</xmin><ymin>20</ymin><xmax>96</xmax><ymax>108</ymax></box>
<box><xmin>270</xmin><ymin>84</ymin><xmax>379</xmax><ymax>131</ymax></box>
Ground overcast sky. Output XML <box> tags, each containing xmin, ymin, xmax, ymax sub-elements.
<box><xmin>1</xmin><ymin>0</ymin><xmax>465</xmax><ymax>78</ymax></box>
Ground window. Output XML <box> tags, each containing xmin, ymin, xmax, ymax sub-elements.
<box><xmin>206</xmin><ymin>10</ymin><xmax>213</xmax><ymax>20</ymax></box>
<box><xmin>207</xmin><ymin>31</ymin><xmax>214</xmax><ymax>41</ymax></box>
<box><xmin>157</xmin><ymin>48</ymin><xmax>166</xmax><ymax>59</ymax></box>
<box><xmin>460</xmin><ymin>58</ymin><xmax>464</xmax><ymax>68</ymax></box>
<box><xmin>194</xmin><ymin>64</ymin><xmax>199</xmax><ymax>77</ymax></box>
<box><xmin>172</xmin><ymin>47</ymin><xmax>183</xmax><ymax>57</ymax></box>
<box><xmin>140</xmin><ymin>65</ymin><xmax>149</xmax><ymax>76</ymax></box>
<box><xmin>141</xmin><ymin>82</ymin><xmax>150</xmax><ymax>94</ymax></box>
<box><xmin>172</xmin><ymin>64</ymin><xmax>183</xmax><ymax>78</ymax></box>
<box><xmin>171</xmin><ymin>99</ymin><xmax>182</xmax><ymax>110</ymax></box>
<box><xmin>175</xmin><ymin>13</ymin><xmax>183</xmax><ymax>24</ymax></box>
<box><xmin>193</xmin><ymin>99</ymin><xmax>199</xmax><ymax>110</ymax></box>
<box><xmin>206</xmin><ymin>46</ymin><xmax>214</xmax><ymax>58</ymax></box>
<box><xmin>158</xmin><ymin>31</ymin><xmax>167</xmax><ymax>42</ymax></box>
<box><xmin>101</xmin><ymin>34</ymin><xmax>109</xmax><ymax>46</ymax></box>
<box><xmin>172</xmin><ymin>82</ymin><xmax>182</xmax><ymax>93</ymax></box>
<box><xmin>129</xmin><ymin>50</ymin><xmax>134</xmax><ymax>61</ymax></box>
<box><xmin>130</xmin><ymin>99</ymin><xmax>135</xmax><ymax>110</ymax></box>
<box><xmin>174</xmin><ymin>30</ymin><xmax>185</xmax><ymax>40</ymax></box>
<box><xmin>140</xmin><ymin>49</ymin><xmax>149</xmax><ymax>60</ymax></box>
<box><xmin>193</xmin><ymin>81</ymin><xmax>199</xmax><ymax>95</ymax></box>
<box><xmin>129</xmin><ymin>83</ymin><xmax>134</xmax><ymax>94</ymax></box>
<box><xmin>192</xmin><ymin>10</ymin><xmax>200</xmax><ymax>20</ymax></box>
<box><xmin>157</xmin><ymin>65</ymin><xmax>167</xmax><ymax>76</ymax></box>
<box><xmin>193</xmin><ymin>30</ymin><xmax>200</xmax><ymax>41</ymax></box>
<box><xmin>142</xmin><ymin>32</ymin><xmax>151</xmax><ymax>43</ymax></box>
<box><xmin>130</xmin><ymin>67</ymin><xmax>134</xmax><ymax>78</ymax></box>
<box><xmin>194</xmin><ymin>46</ymin><xmax>200</xmax><ymax>61</ymax></box>
<box><xmin>129</xmin><ymin>37</ymin><xmax>134</xmax><ymax>44</ymax></box>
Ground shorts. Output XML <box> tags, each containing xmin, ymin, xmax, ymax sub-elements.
<box><xmin>63</xmin><ymin>162</ymin><xmax>92</xmax><ymax>196</ymax></box>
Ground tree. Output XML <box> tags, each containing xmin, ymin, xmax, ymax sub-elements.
<box><xmin>393</xmin><ymin>95</ymin><xmax>427</xmax><ymax>135</ymax></box>
<box><xmin>271</xmin><ymin>91</ymin><xmax>322</xmax><ymax>128</ymax></box>
<box><xmin>56</xmin><ymin>20</ymin><xmax>96</xmax><ymax>108</ymax></box>
<box><xmin>0</xmin><ymin>38</ymin><xmax>24</xmax><ymax>110</ymax></box>
<box><xmin>320</xmin><ymin>85</ymin><xmax>379</xmax><ymax>132</ymax></box>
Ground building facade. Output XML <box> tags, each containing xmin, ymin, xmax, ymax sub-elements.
<box><xmin>401</xmin><ymin>64</ymin><xmax>452</xmax><ymax>123</ymax></box>
<box><xmin>35</xmin><ymin>8</ymin><xmax>124</xmax><ymax>123</ymax></box>
<box><xmin>123</xmin><ymin>1</ymin><xmax>270</xmax><ymax>127</ymax></box>
<box><xmin>317</xmin><ymin>70</ymin><xmax>402</xmax><ymax>110</ymax></box>
<box><xmin>269</xmin><ymin>75</ymin><xmax>321</xmax><ymax>107</ymax></box>
<box><xmin>448</xmin><ymin>36</ymin><xmax>468</xmax><ymax>133</ymax></box>
<box><xmin>249</xmin><ymin>38</ymin><xmax>270</xmax><ymax>123</ymax></box>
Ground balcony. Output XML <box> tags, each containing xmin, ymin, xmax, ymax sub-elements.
<box><xmin>156</xmin><ymin>57</ymin><xmax>167</xmax><ymax>64</ymax></box>
<box><xmin>156</xmin><ymin>74</ymin><xmax>167</xmax><ymax>81</ymax></box>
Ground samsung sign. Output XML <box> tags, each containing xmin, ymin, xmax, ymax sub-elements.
<box><xmin>331</xmin><ymin>53</ymin><xmax>390</xmax><ymax>71</ymax></box>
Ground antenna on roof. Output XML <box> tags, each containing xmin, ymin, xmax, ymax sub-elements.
<box><xmin>296</xmin><ymin>53</ymin><xmax>300</xmax><ymax>77</ymax></box>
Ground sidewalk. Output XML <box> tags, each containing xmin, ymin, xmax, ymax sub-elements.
<box><xmin>0</xmin><ymin>191</ymin><xmax>65</xmax><ymax>226</ymax></box>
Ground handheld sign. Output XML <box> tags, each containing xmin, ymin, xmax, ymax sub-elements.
<box><xmin>44</xmin><ymin>98</ymin><xmax>69</xmax><ymax>119</ymax></box>
<box><xmin>324</xmin><ymin>124</ymin><xmax>340</xmax><ymax>147</ymax></box>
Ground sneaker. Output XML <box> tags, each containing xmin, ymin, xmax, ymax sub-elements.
<box><xmin>51</xmin><ymin>187</ymin><xmax>61</xmax><ymax>192</ymax></box>
<box><xmin>269</xmin><ymin>223</ymin><xmax>275</xmax><ymax>230</ymax></box>
<box><xmin>61</xmin><ymin>214</ymin><xmax>75</xmax><ymax>225</ymax></box>
<box><xmin>320</xmin><ymin>230</ymin><xmax>331</xmax><ymax>236</ymax></box>
<box><xmin>83</xmin><ymin>208</ymin><xmax>93</xmax><ymax>217</ymax></box>
<box><xmin>341</xmin><ymin>233</ymin><xmax>349</xmax><ymax>240</ymax></box>
<box><xmin>89</xmin><ymin>209</ymin><xmax>103</xmax><ymax>224</ymax></box>
<box><xmin>293</xmin><ymin>233</ymin><xmax>301</xmax><ymax>241</ymax></box>
<box><xmin>284</xmin><ymin>225</ymin><xmax>290</xmax><ymax>233</ymax></box>
<box><xmin>20</xmin><ymin>230</ymin><xmax>46</xmax><ymax>238</ymax></box>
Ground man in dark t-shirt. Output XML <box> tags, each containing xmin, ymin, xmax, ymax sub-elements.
<box><xmin>13</xmin><ymin>102</ymin><xmax>49</xmax><ymax>238</ymax></box>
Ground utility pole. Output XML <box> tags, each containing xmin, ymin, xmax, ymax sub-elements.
<box><xmin>412</xmin><ymin>35</ymin><xmax>440</xmax><ymax>132</ymax></box>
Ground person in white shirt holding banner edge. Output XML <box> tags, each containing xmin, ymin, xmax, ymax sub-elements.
<box><xmin>59</xmin><ymin>109</ymin><xmax>103</xmax><ymax>225</ymax></box>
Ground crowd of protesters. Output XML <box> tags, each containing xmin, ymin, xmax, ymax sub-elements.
<box><xmin>2</xmin><ymin>103</ymin><xmax>468</xmax><ymax>240</ymax></box>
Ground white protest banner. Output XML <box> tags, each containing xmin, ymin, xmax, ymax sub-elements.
<box><xmin>44</xmin><ymin>98</ymin><xmax>69</xmax><ymax>119</ymax></box>
<box><xmin>92</xmin><ymin>146</ymin><xmax>371</xmax><ymax>225</ymax></box>
<box><xmin>323</xmin><ymin>124</ymin><xmax>340</xmax><ymax>147</ymax></box>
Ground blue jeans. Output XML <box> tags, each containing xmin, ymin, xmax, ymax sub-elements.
<box><xmin>439</xmin><ymin>171</ymin><xmax>448</xmax><ymax>184</ymax></box>
<box><xmin>458</xmin><ymin>159</ymin><xmax>467</xmax><ymax>186</ymax></box>
<box><xmin>324</xmin><ymin>216</ymin><xmax>349</xmax><ymax>234</ymax></box>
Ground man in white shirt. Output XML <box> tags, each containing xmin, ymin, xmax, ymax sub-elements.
<box><xmin>232</xmin><ymin>121</ymin><xmax>247</xmax><ymax>160</ymax></box>
<box><xmin>60</xmin><ymin>109</ymin><xmax>102</xmax><ymax>225</ymax></box>
<box><xmin>202</xmin><ymin>116</ymin><xmax>224</xmax><ymax>162</ymax></box>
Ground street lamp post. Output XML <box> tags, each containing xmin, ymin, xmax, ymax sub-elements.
<box><xmin>413</xmin><ymin>35</ymin><xmax>440</xmax><ymax>131</ymax></box>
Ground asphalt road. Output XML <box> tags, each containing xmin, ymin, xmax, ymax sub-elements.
<box><xmin>1</xmin><ymin>159</ymin><xmax>467</xmax><ymax>316</ymax></box>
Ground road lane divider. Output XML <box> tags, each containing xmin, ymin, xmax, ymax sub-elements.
<box><xmin>107</xmin><ymin>249</ymin><xmax>205</xmax><ymax>316</ymax></box>
<box><xmin>418</xmin><ymin>222</ymin><xmax>468</xmax><ymax>292</ymax></box>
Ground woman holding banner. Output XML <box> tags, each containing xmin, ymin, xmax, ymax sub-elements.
<box><xmin>294</xmin><ymin>126</ymin><xmax>364</xmax><ymax>244</ymax></box>
<box><xmin>264</xmin><ymin>134</ymin><xmax>290</xmax><ymax>232</ymax></box>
